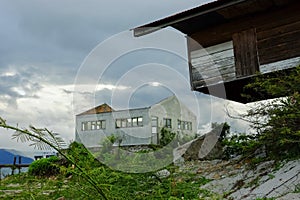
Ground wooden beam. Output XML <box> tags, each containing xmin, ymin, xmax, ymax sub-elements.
<box><xmin>233</xmin><ymin>28</ymin><xmax>259</xmax><ymax>77</ymax></box>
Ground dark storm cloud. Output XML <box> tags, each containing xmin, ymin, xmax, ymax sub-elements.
<box><xmin>0</xmin><ymin>68</ymin><xmax>42</xmax><ymax>99</ymax></box>
<box><xmin>0</xmin><ymin>0</ymin><xmax>207</xmax><ymax>74</ymax></box>
<box><xmin>0</xmin><ymin>0</ymin><xmax>212</xmax><ymax>89</ymax></box>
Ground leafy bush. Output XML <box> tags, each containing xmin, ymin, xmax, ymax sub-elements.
<box><xmin>211</xmin><ymin>122</ymin><xmax>230</xmax><ymax>141</ymax></box>
<box><xmin>160</xmin><ymin>128</ymin><xmax>176</xmax><ymax>146</ymax></box>
<box><xmin>66</xmin><ymin>141</ymin><xmax>101</xmax><ymax>170</ymax></box>
<box><xmin>28</xmin><ymin>156</ymin><xmax>60</xmax><ymax>177</ymax></box>
<box><xmin>222</xmin><ymin>134</ymin><xmax>260</xmax><ymax>158</ymax></box>
<box><xmin>241</xmin><ymin>66</ymin><xmax>300</xmax><ymax>159</ymax></box>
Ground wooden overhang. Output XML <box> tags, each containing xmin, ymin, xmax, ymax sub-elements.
<box><xmin>133</xmin><ymin>0</ymin><xmax>300</xmax><ymax>103</ymax></box>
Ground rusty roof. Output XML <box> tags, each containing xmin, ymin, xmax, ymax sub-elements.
<box><xmin>77</xmin><ymin>103</ymin><xmax>114</xmax><ymax>116</ymax></box>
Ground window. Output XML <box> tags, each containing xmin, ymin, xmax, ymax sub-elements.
<box><xmin>184</xmin><ymin>122</ymin><xmax>188</xmax><ymax>130</ymax></box>
<box><xmin>138</xmin><ymin>117</ymin><xmax>143</xmax><ymax>126</ymax></box>
<box><xmin>121</xmin><ymin>119</ymin><xmax>127</xmax><ymax>128</ymax></box>
<box><xmin>127</xmin><ymin>118</ymin><xmax>132</xmax><ymax>127</ymax></box>
<box><xmin>132</xmin><ymin>117</ymin><xmax>138</xmax><ymax>127</ymax></box>
<box><xmin>81</xmin><ymin>120</ymin><xmax>106</xmax><ymax>131</ymax></box>
<box><xmin>87</xmin><ymin>122</ymin><xmax>91</xmax><ymax>130</ymax></box>
<box><xmin>116</xmin><ymin>119</ymin><xmax>121</xmax><ymax>128</ymax></box>
<box><xmin>96</xmin><ymin>121</ymin><xmax>101</xmax><ymax>129</ymax></box>
<box><xmin>96</xmin><ymin>120</ymin><xmax>106</xmax><ymax>129</ymax></box>
<box><xmin>177</xmin><ymin>120</ymin><xmax>181</xmax><ymax>129</ymax></box>
<box><xmin>101</xmin><ymin>120</ymin><xmax>106</xmax><ymax>129</ymax></box>
<box><xmin>115</xmin><ymin>116</ymin><xmax>143</xmax><ymax>128</ymax></box>
<box><xmin>91</xmin><ymin>121</ymin><xmax>96</xmax><ymax>130</ymax></box>
<box><xmin>177</xmin><ymin>120</ymin><xmax>192</xmax><ymax>130</ymax></box>
<box><xmin>163</xmin><ymin>118</ymin><xmax>172</xmax><ymax>128</ymax></box>
<box><xmin>82</xmin><ymin>122</ymin><xmax>87</xmax><ymax>131</ymax></box>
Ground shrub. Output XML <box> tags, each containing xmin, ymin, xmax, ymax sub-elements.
<box><xmin>241</xmin><ymin>66</ymin><xmax>300</xmax><ymax>159</ymax></box>
<box><xmin>28</xmin><ymin>156</ymin><xmax>60</xmax><ymax>177</ymax></box>
<box><xmin>160</xmin><ymin>128</ymin><xmax>176</xmax><ymax>146</ymax></box>
<box><xmin>67</xmin><ymin>141</ymin><xmax>101</xmax><ymax>169</ymax></box>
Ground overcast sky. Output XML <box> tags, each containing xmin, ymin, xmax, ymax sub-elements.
<box><xmin>0</xmin><ymin>0</ymin><xmax>251</xmax><ymax>151</ymax></box>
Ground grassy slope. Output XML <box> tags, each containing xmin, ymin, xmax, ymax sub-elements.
<box><xmin>0</xmin><ymin>164</ymin><xmax>222</xmax><ymax>200</ymax></box>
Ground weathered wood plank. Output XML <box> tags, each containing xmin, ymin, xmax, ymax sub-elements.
<box><xmin>257</xmin><ymin>20</ymin><xmax>300</xmax><ymax>40</ymax></box>
<box><xmin>191</xmin><ymin>51</ymin><xmax>234</xmax><ymax>66</ymax></box>
<box><xmin>190</xmin><ymin>40</ymin><xmax>235</xmax><ymax>87</ymax></box>
<box><xmin>260</xmin><ymin>56</ymin><xmax>300</xmax><ymax>73</ymax></box>
<box><xmin>217</xmin><ymin>0</ymin><xmax>273</xmax><ymax>19</ymax></box>
<box><xmin>258</xmin><ymin>41</ymin><xmax>300</xmax><ymax>64</ymax></box>
<box><xmin>257</xmin><ymin>30</ymin><xmax>300</xmax><ymax>49</ymax></box>
<box><xmin>233</xmin><ymin>28</ymin><xmax>259</xmax><ymax>77</ymax></box>
<box><xmin>189</xmin><ymin>2</ymin><xmax>300</xmax><ymax>50</ymax></box>
<box><xmin>192</xmin><ymin>58</ymin><xmax>235</xmax><ymax>72</ymax></box>
<box><xmin>190</xmin><ymin>41</ymin><xmax>233</xmax><ymax>57</ymax></box>
<box><xmin>192</xmin><ymin>65</ymin><xmax>235</xmax><ymax>80</ymax></box>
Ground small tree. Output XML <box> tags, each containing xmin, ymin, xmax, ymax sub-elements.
<box><xmin>159</xmin><ymin>128</ymin><xmax>176</xmax><ymax>146</ymax></box>
<box><xmin>211</xmin><ymin>122</ymin><xmax>230</xmax><ymax>141</ymax></box>
<box><xmin>240</xmin><ymin>66</ymin><xmax>300</xmax><ymax>159</ymax></box>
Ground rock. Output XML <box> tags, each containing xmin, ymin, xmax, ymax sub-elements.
<box><xmin>155</xmin><ymin>169</ymin><xmax>170</xmax><ymax>179</ymax></box>
<box><xmin>247</xmin><ymin>160</ymin><xmax>300</xmax><ymax>199</ymax></box>
<box><xmin>198</xmin><ymin>159</ymin><xmax>300</xmax><ymax>200</ymax></box>
<box><xmin>174</xmin><ymin>130</ymin><xmax>224</xmax><ymax>162</ymax></box>
<box><xmin>277</xmin><ymin>193</ymin><xmax>300</xmax><ymax>200</ymax></box>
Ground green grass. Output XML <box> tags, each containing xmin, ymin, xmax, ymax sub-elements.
<box><xmin>0</xmin><ymin>164</ymin><xmax>221</xmax><ymax>200</ymax></box>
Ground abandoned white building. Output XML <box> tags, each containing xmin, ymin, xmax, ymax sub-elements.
<box><xmin>75</xmin><ymin>95</ymin><xmax>197</xmax><ymax>149</ymax></box>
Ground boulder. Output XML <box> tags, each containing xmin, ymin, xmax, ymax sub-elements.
<box><xmin>174</xmin><ymin>129</ymin><xmax>224</xmax><ymax>162</ymax></box>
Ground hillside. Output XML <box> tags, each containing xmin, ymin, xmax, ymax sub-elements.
<box><xmin>0</xmin><ymin>152</ymin><xmax>300</xmax><ymax>199</ymax></box>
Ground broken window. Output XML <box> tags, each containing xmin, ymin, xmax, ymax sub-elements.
<box><xmin>178</xmin><ymin>120</ymin><xmax>181</xmax><ymax>129</ymax></box>
<box><xmin>164</xmin><ymin>118</ymin><xmax>172</xmax><ymax>128</ymax></box>
<box><xmin>177</xmin><ymin>120</ymin><xmax>192</xmax><ymax>130</ymax></box>
<box><xmin>82</xmin><ymin>120</ymin><xmax>106</xmax><ymax>131</ymax></box>
<box><xmin>127</xmin><ymin>118</ymin><xmax>132</xmax><ymax>127</ymax></box>
<box><xmin>132</xmin><ymin>117</ymin><xmax>138</xmax><ymax>127</ymax></box>
<box><xmin>81</xmin><ymin>122</ymin><xmax>88</xmax><ymax>131</ymax></box>
<box><xmin>115</xmin><ymin>116</ymin><xmax>143</xmax><ymax>128</ymax></box>
<box><xmin>91</xmin><ymin>121</ymin><xmax>96</xmax><ymax>130</ymax></box>
<box><xmin>121</xmin><ymin>119</ymin><xmax>127</xmax><ymax>128</ymax></box>
<box><xmin>116</xmin><ymin>119</ymin><xmax>121</xmax><ymax>128</ymax></box>
<box><xmin>138</xmin><ymin>117</ymin><xmax>143</xmax><ymax>126</ymax></box>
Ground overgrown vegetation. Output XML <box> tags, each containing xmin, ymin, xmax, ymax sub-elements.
<box><xmin>0</xmin><ymin>118</ymin><xmax>108</xmax><ymax>199</ymax></box>
<box><xmin>225</xmin><ymin>66</ymin><xmax>300</xmax><ymax>160</ymax></box>
<box><xmin>0</xmin><ymin>120</ymin><xmax>220</xmax><ymax>199</ymax></box>
<box><xmin>28</xmin><ymin>156</ymin><xmax>60</xmax><ymax>177</ymax></box>
<box><xmin>0</xmin><ymin>140</ymin><xmax>220</xmax><ymax>199</ymax></box>
<box><xmin>160</xmin><ymin>127</ymin><xmax>176</xmax><ymax>146</ymax></box>
<box><xmin>159</xmin><ymin>127</ymin><xmax>195</xmax><ymax>147</ymax></box>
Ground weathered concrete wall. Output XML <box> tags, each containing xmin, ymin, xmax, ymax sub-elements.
<box><xmin>149</xmin><ymin>95</ymin><xmax>197</xmax><ymax>140</ymax></box>
<box><xmin>76</xmin><ymin>108</ymin><xmax>151</xmax><ymax>147</ymax></box>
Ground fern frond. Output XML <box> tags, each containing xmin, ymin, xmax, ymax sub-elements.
<box><xmin>0</xmin><ymin>117</ymin><xmax>6</xmax><ymax>125</ymax></box>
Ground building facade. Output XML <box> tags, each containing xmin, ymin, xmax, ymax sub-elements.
<box><xmin>75</xmin><ymin>95</ymin><xmax>197</xmax><ymax>148</ymax></box>
<box><xmin>134</xmin><ymin>0</ymin><xmax>300</xmax><ymax>103</ymax></box>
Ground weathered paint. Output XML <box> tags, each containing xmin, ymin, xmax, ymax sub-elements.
<box><xmin>75</xmin><ymin>95</ymin><xmax>197</xmax><ymax>148</ymax></box>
